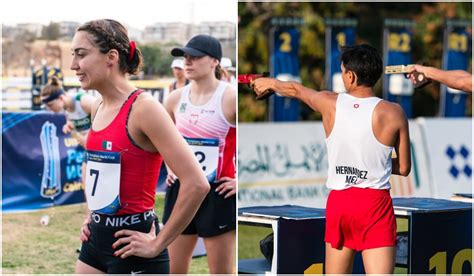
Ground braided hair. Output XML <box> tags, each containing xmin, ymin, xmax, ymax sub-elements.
<box><xmin>77</xmin><ymin>19</ymin><xmax>143</xmax><ymax>75</ymax></box>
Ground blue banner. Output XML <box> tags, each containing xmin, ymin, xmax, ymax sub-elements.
<box><xmin>270</xmin><ymin>27</ymin><xmax>301</xmax><ymax>121</ymax></box>
<box><xmin>393</xmin><ymin>198</ymin><xmax>472</xmax><ymax>273</ymax></box>
<box><xmin>383</xmin><ymin>26</ymin><xmax>414</xmax><ymax>118</ymax></box>
<box><xmin>2</xmin><ymin>111</ymin><xmax>86</xmax><ymax>213</ymax></box>
<box><xmin>411</xmin><ymin>211</ymin><xmax>472</xmax><ymax>273</ymax></box>
<box><xmin>326</xmin><ymin>26</ymin><xmax>356</xmax><ymax>92</ymax></box>
<box><xmin>440</xmin><ymin>24</ymin><xmax>471</xmax><ymax>117</ymax></box>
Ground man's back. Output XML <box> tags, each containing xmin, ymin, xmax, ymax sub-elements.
<box><xmin>325</xmin><ymin>93</ymin><xmax>393</xmax><ymax>190</ymax></box>
<box><xmin>316</xmin><ymin>92</ymin><xmax>407</xmax><ymax>149</ymax></box>
<box><xmin>372</xmin><ymin>99</ymin><xmax>408</xmax><ymax>147</ymax></box>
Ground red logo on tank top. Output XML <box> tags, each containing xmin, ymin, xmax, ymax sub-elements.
<box><xmin>190</xmin><ymin>114</ymin><xmax>199</xmax><ymax>124</ymax></box>
<box><xmin>353</xmin><ymin>104</ymin><xmax>359</xmax><ymax>108</ymax></box>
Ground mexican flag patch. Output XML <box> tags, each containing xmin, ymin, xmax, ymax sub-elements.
<box><xmin>102</xmin><ymin>140</ymin><xmax>112</xmax><ymax>150</ymax></box>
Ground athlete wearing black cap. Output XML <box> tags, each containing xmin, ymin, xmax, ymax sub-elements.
<box><xmin>163</xmin><ymin>34</ymin><xmax>237</xmax><ymax>274</ymax></box>
<box><xmin>171</xmin><ymin>34</ymin><xmax>223</xmax><ymax>60</ymax></box>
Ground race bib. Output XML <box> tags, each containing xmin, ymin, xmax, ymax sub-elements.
<box><xmin>85</xmin><ymin>150</ymin><xmax>121</xmax><ymax>214</ymax></box>
<box><xmin>185</xmin><ymin>137</ymin><xmax>219</xmax><ymax>183</ymax></box>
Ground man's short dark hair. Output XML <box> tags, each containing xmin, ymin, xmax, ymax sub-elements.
<box><xmin>340</xmin><ymin>44</ymin><xmax>383</xmax><ymax>87</ymax></box>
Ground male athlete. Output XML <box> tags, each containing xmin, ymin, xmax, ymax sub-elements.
<box><xmin>252</xmin><ymin>44</ymin><xmax>411</xmax><ymax>274</ymax></box>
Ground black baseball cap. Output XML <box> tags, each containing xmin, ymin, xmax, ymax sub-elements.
<box><xmin>171</xmin><ymin>34</ymin><xmax>222</xmax><ymax>61</ymax></box>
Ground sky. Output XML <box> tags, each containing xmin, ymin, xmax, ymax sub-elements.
<box><xmin>1</xmin><ymin>0</ymin><xmax>237</xmax><ymax>29</ymax></box>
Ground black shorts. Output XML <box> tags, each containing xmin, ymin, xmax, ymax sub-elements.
<box><xmin>78</xmin><ymin>210</ymin><xmax>169</xmax><ymax>274</ymax></box>
<box><xmin>163</xmin><ymin>180</ymin><xmax>236</xmax><ymax>238</ymax></box>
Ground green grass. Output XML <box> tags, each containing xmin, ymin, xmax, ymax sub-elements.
<box><xmin>238</xmin><ymin>225</ymin><xmax>273</xmax><ymax>260</ymax></box>
<box><xmin>238</xmin><ymin>218</ymin><xmax>410</xmax><ymax>274</ymax></box>
<box><xmin>2</xmin><ymin>198</ymin><xmax>410</xmax><ymax>274</ymax></box>
<box><xmin>2</xmin><ymin>194</ymin><xmax>209</xmax><ymax>274</ymax></box>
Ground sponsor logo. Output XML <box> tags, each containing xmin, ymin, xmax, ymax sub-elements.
<box><xmin>446</xmin><ymin>145</ymin><xmax>471</xmax><ymax>178</ymax></box>
<box><xmin>72</xmin><ymin>117</ymin><xmax>91</xmax><ymax>131</ymax></box>
<box><xmin>92</xmin><ymin>210</ymin><xmax>155</xmax><ymax>227</ymax></box>
<box><xmin>40</xmin><ymin>122</ymin><xmax>62</xmax><ymax>198</ymax></box>
<box><xmin>201</xmin><ymin>109</ymin><xmax>215</xmax><ymax>114</ymax></box>
<box><xmin>179</xmin><ymin>103</ymin><xmax>187</xmax><ymax>113</ymax></box>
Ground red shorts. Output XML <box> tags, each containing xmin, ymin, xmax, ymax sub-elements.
<box><xmin>325</xmin><ymin>187</ymin><xmax>396</xmax><ymax>251</ymax></box>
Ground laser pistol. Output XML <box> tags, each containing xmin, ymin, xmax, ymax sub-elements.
<box><xmin>385</xmin><ymin>64</ymin><xmax>431</xmax><ymax>89</ymax></box>
<box><xmin>238</xmin><ymin>72</ymin><xmax>275</xmax><ymax>100</ymax></box>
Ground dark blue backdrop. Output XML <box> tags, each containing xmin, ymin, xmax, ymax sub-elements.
<box><xmin>2</xmin><ymin>111</ymin><xmax>85</xmax><ymax>212</ymax></box>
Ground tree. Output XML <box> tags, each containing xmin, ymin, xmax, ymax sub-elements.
<box><xmin>140</xmin><ymin>44</ymin><xmax>175</xmax><ymax>77</ymax></box>
<box><xmin>238</xmin><ymin>2</ymin><xmax>472</xmax><ymax>121</ymax></box>
<box><xmin>42</xmin><ymin>22</ymin><xmax>60</xmax><ymax>40</ymax></box>
<box><xmin>2</xmin><ymin>31</ymin><xmax>35</xmax><ymax>76</ymax></box>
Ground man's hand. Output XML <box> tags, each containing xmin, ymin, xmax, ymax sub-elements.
<box><xmin>404</xmin><ymin>65</ymin><xmax>432</xmax><ymax>88</ymax></box>
<box><xmin>407</xmin><ymin>65</ymin><xmax>472</xmax><ymax>92</ymax></box>
<box><xmin>113</xmin><ymin>223</ymin><xmax>159</xmax><ymax>259</ymax></box>
<box><xmin>252</xmin><ymin>77</ymin><xmax>299</xmax><ymax>98</ymax></box>
<box><xmin>251</xmin><ymin>77</ymin><xmax>278</xmax><ymax>100</ymax></box>
<box><xmin>215</xmin><ymin>176</ymin><xmax>236</xmax><ymax>198</ymax></box>
<box><xmin>239</xmin><ymin>72</ymin><xmax>274</xmax><ymax>100</ymax></box>
<box><xmin>407</xmin><ymin>64</ymin><xmax>429</xmax><ymax>79</ymax></box>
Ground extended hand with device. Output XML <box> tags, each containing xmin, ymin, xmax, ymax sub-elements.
<box><xmin>238</xmin><ymin>72</ymin><xmax>275</xmax><ymax>100</ymax></box>
<box><xmin>385</xmin><ymin>64</ymin><xmax>432</xmax><ymax>89</ymax></box>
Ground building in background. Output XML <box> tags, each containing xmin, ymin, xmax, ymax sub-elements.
<box><xmin>143</xmin><ymin>21</ymin><xmax>235</xmax><ymax>44</ymax></box>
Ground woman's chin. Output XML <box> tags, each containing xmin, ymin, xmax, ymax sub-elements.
<box><xmin>80</xmin><ymin>83</ymin><xmax>91</xmax><ymax>90</ymax></box>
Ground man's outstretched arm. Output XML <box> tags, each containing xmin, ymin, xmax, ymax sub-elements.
<box><xmin>252</xmin><ymin>77</ymin><xmax>334</xmax><ymax>113</ymax></box>
<box><xmin>408</xmin><ymin>65</ymin><xmax>472</xmax><ymax>93</ymax></box>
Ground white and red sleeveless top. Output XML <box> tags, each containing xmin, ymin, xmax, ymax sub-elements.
<box><xmin>175</xmin><ymin>81</ymin><xmax>236</xmax><ymax>182</ymax></box>
<box><xmin>325</xmin><ymin>93</ymin><xmax>393</xmax><ymax>190</ymax></box>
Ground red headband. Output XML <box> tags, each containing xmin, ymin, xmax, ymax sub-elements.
<box><xmin>129</xmin><ymin>41</ymin><xmax>136</xmax><ymax>61</ymax></box>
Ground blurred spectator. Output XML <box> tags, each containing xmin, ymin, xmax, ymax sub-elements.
<box><xmin>220</xmin><ymin>57</ymin><xmax>236</xmax><ymax>86</ymax></box>
<box><xmin>169</xmin><ymin>58</ymin><xmax>189</xmax><ymax>92</ymax></box>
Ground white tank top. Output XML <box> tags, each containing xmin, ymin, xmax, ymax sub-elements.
<box><xmin>65</xmin><ymin>93</ymin><xmax>91</xmax><ymax>133</ymax></box>
<box><xmin>325</xmin><ymin>93</ymin><xmax>393</xmax><ymax>190</ymax></box>
<box><xmin>175</xmin><ymin>81</ymin><xmax>236</xmax><ymax>182</ymax></box>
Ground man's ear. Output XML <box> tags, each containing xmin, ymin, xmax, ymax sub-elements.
<box><xmin>350</xmin><ymin>71</ymin><xmax>357</xmax><ymax>85</ymax></box>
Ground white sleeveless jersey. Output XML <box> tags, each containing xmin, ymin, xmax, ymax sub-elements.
<box><xmin>65</xmin><ymin>93</ymin><xmax>91</xmax><ymax>133</ymax></box>
<box><xmin>175</xmin><ymin>81</ymin><xmax>236</xmax><ymax>181</ymax></box>
<box><xmin>325</xmin><ymin>93</ymin><xmax>393</xmax><ymax>190</ymax></box>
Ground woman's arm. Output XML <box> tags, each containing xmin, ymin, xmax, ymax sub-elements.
<box><xmin>113</xmin><ymin>99</ymin><xmax>209</xmax><ymax>258</ymax></box>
